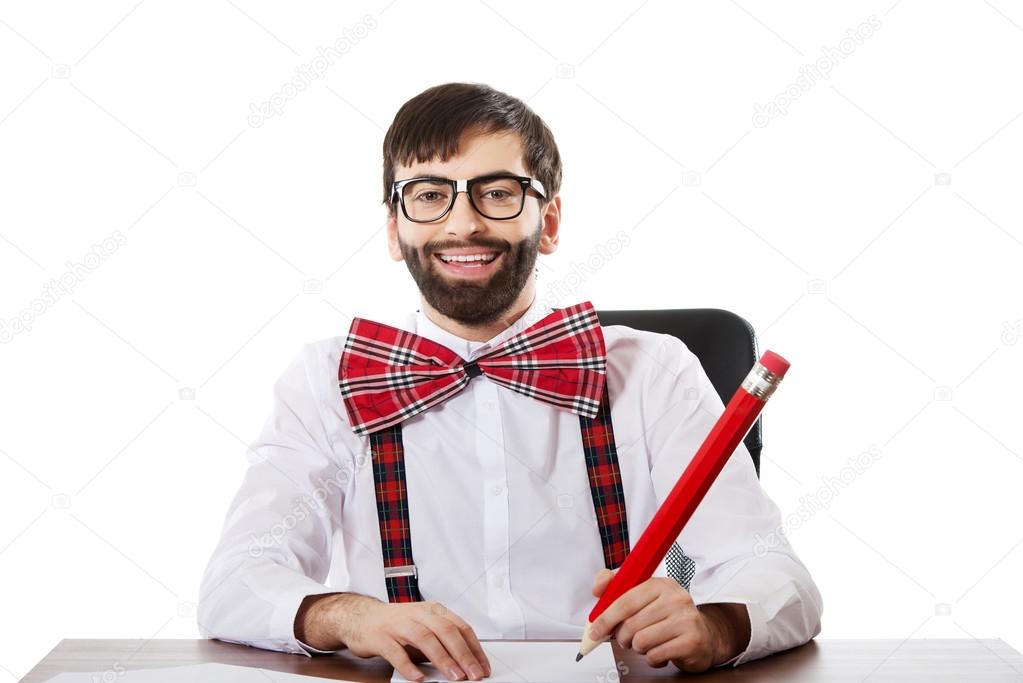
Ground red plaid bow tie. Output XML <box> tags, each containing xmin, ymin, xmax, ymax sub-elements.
<box><xmin>338</xmin><ymin>301</ymin><xmax>607</xmax><ymax>436</ymax></box>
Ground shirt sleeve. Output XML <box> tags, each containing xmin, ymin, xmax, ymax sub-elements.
<box><xmin>197</xmin><ymin>343</ymin><xmax>348</xmax><ymax>656</ymax></box>
<box><xmin>642</xmin><ymin>335</ymin><xmax>823</xmax><ymax>666</ymax></box>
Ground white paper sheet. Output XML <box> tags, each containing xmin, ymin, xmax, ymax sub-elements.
<box><xmin>390</xmin><ymin>641</ymin><xmax>617</xmax><ymax>683</ymax></box>
<box><xmin>43</xmin><ymin>662</ymin><xmax>351</xmax><ymax>682</ymax></box>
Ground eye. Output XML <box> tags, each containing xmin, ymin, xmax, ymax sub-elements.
<box><xmin>475</xmin><ymin>180</ymin><xmax>519</xmax><ymax>202</ymax></box>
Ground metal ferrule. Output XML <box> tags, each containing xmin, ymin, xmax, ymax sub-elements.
<box><xmin>741</xmin><ymin>362</ymin><xmax>784</xmax><ymax>400</ymax></box>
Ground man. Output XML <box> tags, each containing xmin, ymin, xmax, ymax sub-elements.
<box><xmin>198</xmin><ymin>82</ymin><xmax>823</xmax><ymax>681</ymax></box>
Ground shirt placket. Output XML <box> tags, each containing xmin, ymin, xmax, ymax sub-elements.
<box><xmin>471</xmin><ymin>350</ymin><xmax>526</xmax><ymax>637</ymax></box>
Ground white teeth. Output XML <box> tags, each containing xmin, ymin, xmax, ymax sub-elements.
<box><xmin>439</xmin><ymin>253</ymin><xmax>498</xmax><ymax>263</ymax></box>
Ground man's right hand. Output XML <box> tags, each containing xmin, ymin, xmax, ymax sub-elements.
<box><xmin>295</xmin><ymin>593</ymin><xmax>492</xmax><ymax>682</ymax></box>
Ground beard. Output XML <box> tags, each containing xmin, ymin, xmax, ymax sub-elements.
<box><xmin>397</xmin><ymin>221</ymin><xmax>542</xmax><ymax>327</ymax></box>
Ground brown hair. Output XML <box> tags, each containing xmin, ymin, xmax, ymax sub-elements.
<box><xmin>381</xmin><ymin>82</ymin><xmax>562</xmax><ymax>215</ymax></box>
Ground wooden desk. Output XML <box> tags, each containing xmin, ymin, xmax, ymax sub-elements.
<box><xmin>20</xmin><ymin>638</ymin><xmax>1023</xmax><ymax>682</ymax></box>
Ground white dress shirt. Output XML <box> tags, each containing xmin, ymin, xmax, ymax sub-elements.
<box><xmin>197</xmin><ymin>295</ymin><xmax>823</xmax><ymax>667</ymax></box>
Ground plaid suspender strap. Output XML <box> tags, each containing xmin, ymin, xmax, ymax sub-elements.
<box><xmin>368</xmin><ymin>379</ymin><xmax>630</xmax><ymax>603</ymax></box>
<box><xmin>369</xmin><ymin>424</ymin><xmax>423</xmax><ymax>602</ymax></box>
<box><xmin>581</xmin><ymin>379</ymin><xmax>631</xmax><ymax>570</ymax></box>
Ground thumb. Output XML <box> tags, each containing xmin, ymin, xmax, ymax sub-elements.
<box><xmin>592</xmin><ymin>568</ymin><xmax>615</xmax><ymax>597</ymax></box>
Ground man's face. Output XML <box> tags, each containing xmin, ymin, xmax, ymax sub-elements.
<box><xmin>386</xmin><ymin>129</ymin><xmax>559</xmax><ymax>327</ymax></box>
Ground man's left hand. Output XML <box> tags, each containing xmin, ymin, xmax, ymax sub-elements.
<box><xmin>586</xmin><ymin>568</ymin><xmax>750</xmax><ymax>672</ymax></box>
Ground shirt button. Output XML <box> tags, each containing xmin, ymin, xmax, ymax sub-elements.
<box><xmin>482</xmin><ymin>400</ymin><xmax>496</xmax><ymax>411</ymax></box>
<box><xmin>491</xmin><ymin>574</ymin><xmax>505</xmax><ymax>589</ymax></box>
<box><xmin>490</xmin><ymin>484</ymin><xmax>504</xmax><ymax>496</ymax></box>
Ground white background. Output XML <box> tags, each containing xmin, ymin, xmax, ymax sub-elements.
<box><xmin>2</xmin><ymin>0</ymin><xmax>1022</xmax><ymax>679</ymax></box>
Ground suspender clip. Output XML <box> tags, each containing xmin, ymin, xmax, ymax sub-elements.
<box><xmin>384</xmin><ymin>563</ymin><xmax>418</xmax><ymax>579</ymax></box>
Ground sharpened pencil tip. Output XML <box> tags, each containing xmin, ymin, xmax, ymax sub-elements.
<box><xmin>576</xmin><ymin>653</ymin><xmax>583</xmax><ymax>662</ymax></box>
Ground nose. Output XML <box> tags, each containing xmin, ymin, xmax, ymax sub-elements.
<box><xmin>443</xmin><ymin>191</ymin><xmax>482</xmax><ymax>238</ymax></box>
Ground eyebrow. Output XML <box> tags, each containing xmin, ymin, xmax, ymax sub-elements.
<box><xmin>410</xmin><ymin>169</ymin><xmax>519</xmax><ymax>179</ymax></box>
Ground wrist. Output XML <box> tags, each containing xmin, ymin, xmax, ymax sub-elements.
<box><xmin>295</xmin><ymin>592</ymin><xmax>381</xmax><ymax>651</ymax></box>
<box><xmin>698</xmin><ymin>602</ymin><xmax>751</xmax><ymax>666</ymax></box>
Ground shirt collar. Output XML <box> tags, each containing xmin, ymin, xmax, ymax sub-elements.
<box><xmin>412</xmin><ymin>295</ymin><xmax>554</xmax><ymax>361</ymax></box>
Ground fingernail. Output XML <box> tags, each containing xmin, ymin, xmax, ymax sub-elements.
<box><xmin>469</xmin><ymin>664</ymin><xmax>483</xmax><ymax>679</ymax></box>
<box><xmin>448</xmin><ymin>667</ymin><xmax>464</xmax><ymax>680</ymax></box>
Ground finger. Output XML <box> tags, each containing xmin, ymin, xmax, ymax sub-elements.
<box><xmin>591</xmin><ymin>569</ymin><xmax>614</xmax><ymax>597</ymax></box>
<box><xmin>588</xmin><ymin>581</ymin><xmax>661</xmax><ymax>641</ymax></box>
<box><xmin>421</xmin><ymin>603</ymin><xmax>490</xmax><ymax>676</ymax></box>
<box><xmin>627</xmin><ymin>612</ymin><xmax>682</xmax><ymax>654</ymax></box>
<box><xmin>380</xmin><ymin>638</ymin><xmax>426</xmax><ymax>682</ymax></box>
<box><xmin>614</xmin><ymin>598</ymin><xmax>674</xmax><ymax>650</ymax></box>
<box><xmin>648</xmin><ymin>632</ymin><xmax>709</xmax><ymax>672</ymax></box>
<box><xmin>427</xmin><ymin>615</ymin><xmax>488</xmax><ymax>680</ymax></box>
<box><xmin>589</xmin><ymin>585</ymin><xmax>659</xmax><ymax>640</ymax></box>
<box><xmin>443</xmin><ymin>613</ymin><xmax>492</xmax><ymax>676</ymax></box>
<box><xmin>615</xmin><ymin>582</ymin><xmax>696</xmax><ymax>649</ymax></box>
<box><xmin>398</xmin><ymin>621</ymin><xmax>465</xmax><ymax>681</ymax></box>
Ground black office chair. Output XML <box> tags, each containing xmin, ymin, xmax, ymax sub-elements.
<box><xmin>596</xmin><ymin>307</ymin><xmax>762</xmax><ymax>590</ymax></box>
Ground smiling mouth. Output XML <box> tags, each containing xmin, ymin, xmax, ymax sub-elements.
<box><xmin>432</xmin><ymin>251</ymin><xmax>503</xmax><ymax>276</ymax></box>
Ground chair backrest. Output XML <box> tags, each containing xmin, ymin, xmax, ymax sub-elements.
<box><xmin>596</xmin><ymin>308</ymin><xmax>762</xmax><ymax>478</ymax></box>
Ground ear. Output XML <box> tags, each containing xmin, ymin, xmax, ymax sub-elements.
<box><xmin>385</xmin><ymin>209</ymin><xmax>403</xmax><ymax>261</ymax></box>
<box><xmin>538</xmin><ymin>195</ymin><xmax>561</xmax><ymax>256</ymax></box>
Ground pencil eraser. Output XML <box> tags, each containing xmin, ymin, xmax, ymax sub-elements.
<box><xmin>759</xmin><ymin>351</ymin><xmax>790</xmax><ymax>377</ymax></box>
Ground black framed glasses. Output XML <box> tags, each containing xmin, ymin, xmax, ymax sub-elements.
<box><xmin>391</xmin><ymin>174</ymin><xmax>546</xmax><ymax>223</ymax></box>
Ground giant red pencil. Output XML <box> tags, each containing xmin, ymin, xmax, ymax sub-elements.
<box><xmin>576</xmin><ymin>350</ymin><xmax>791</xmax><ymax>660</ymax></box>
